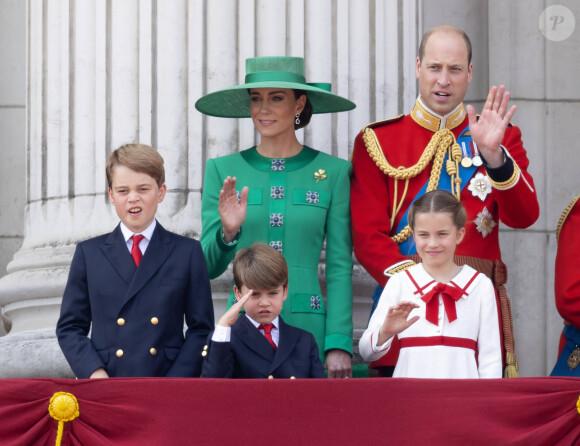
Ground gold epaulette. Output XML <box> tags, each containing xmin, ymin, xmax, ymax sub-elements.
<box><xmin>556</xmin><ymin>195</ymin><xmax>580</xmax><ymax>241</ymax></box>
<box><xmin>385</xmin><ymin>260</ymin><xmax>416</xmax><ymax>277</ymax></box>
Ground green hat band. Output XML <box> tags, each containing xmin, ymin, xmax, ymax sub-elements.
<box><xmin>245</xmin><ymin>71</ymin><xmax>306</xmax><ymax>84</ymax></box>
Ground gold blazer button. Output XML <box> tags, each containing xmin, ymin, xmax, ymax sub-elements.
<box><xmin>117</xmin><ymin>318</ymin><xmax>125</xmax><ymax>326</ymax></box>
<box><xmin>150</xmin><ymin>348</ymin><xmax>157</xmax><ymax>356</ymax></box>
<box><xmin>116</xmin><ymin>349</ymin><xmax>124</xmax><ymax>358</ymax></box>
<box><xmin>150</xmin><ymin>317</ymin><xmax>159</xmax><ymax>325</ymax></box>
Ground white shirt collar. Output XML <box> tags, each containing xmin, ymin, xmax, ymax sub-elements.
<box><xmin>119</xmin><ymin>219</ymin><xmax>157</xmax><ymax>242</ymax></box>
<box><xmin>245</xmin><ymin>314</ymin><xmax>280</xmax><ymax>329</ymax></box>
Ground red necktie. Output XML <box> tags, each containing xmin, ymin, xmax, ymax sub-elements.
<box><xmin>131</xmin><ymin>234</ymin><xmax>145</xmax><ymax>267</ymax></box>
<box><xmin>258</xmin><ymin>323</ymin><xmax>277</xmax><ymax>350</ymax></box>
<box><xmin>421</xmin><ymin>283</ymin><xmax>465</xmax><ymax>326</ymax></box>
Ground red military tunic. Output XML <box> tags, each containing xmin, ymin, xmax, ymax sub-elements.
<box><xmin>554</xmin><ymin>196</ymin><xmax>580</xmax><ymax>355</ymax></box>
<box><xmin>351</xmin><ymin>98</ymin><xmax>539</xmax><ymax>368</ymax></box>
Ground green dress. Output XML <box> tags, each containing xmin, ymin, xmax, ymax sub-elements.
<box><xmin>201</xmin><ymin>146</ymin><xmax>353</xmax><ymax>360</ymax></box>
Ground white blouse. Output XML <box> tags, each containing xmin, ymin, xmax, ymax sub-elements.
<box><xmin>359</xmin><ymin>264</ymin><xmax>502</xmax><ymax>378</ymax></box>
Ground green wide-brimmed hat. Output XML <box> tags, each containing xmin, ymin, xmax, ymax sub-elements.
<box><xmin>195</xmin><ymin>56</ymin><xmax>356</xmax><ymax>118</ymax></box>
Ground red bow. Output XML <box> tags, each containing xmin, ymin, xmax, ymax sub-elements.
<box><xmin>421</xmin><ymin>283</ymin><xmax>465</xmax><ymax>326</ymax></box>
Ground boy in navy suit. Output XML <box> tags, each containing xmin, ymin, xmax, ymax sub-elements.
<box><xmin>56</xmin><ymin>144</ymin><xmax>214</xmax><ymax>378</ymax></box>
<box><xmin>201</xmin><ymin>243</ymin><xmax>325</xmax><ymax>379</ymax></box>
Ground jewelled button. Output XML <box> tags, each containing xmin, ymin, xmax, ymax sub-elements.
<box><xmin>271</xmin><ymin>159</ymin><xmax>285</xmax><ymax>171</ymax></box>
<box><xmin>310</xmin><ymin>295</ymin><xmax>321</xmax><ymax>310</ymax></box>
<box><xmin>269</xmin><ymin>213</ymin><xmax>283</xmax><ymax>227</ymax></box>
<box><xmin>306</xmin><ymin>191</ymin><xmax>319</xmax><ymax>204</ymax></box>
<box><xmin>271</xmin><ymin>186</ymin><xmax>285</xmax><ymax>199</ymax></box>
<box><xmin>269</xmin><ymin>241</ymin><xmax>283</xmax><ymax>253</ymax></box>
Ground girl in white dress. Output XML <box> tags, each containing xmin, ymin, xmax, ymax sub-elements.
<box><xmin>359</xmin><ymin>190</ymin><xmax>502</xmax><ymax>378</ymax></box>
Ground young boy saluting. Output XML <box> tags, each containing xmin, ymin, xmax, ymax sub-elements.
<box><xmin>57</xmin><ymin>144</ymin><xmax>214</xmax><ymax>378</ymax></box>
<box><xmin>202</xmin><ymin>243</ymin><xmax>325</xmax><ymax>379</ymax></box>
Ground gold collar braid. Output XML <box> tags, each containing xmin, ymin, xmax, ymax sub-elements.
<box><xmin>363</xmin><ymin>127</ymin><xmax>462</xmax><ymax>244</ymax></box>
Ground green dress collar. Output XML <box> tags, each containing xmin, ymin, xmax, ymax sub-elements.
<box><xmin>240</xmin><ymin>146</ymin><xmax>319</xmax><ymax>172</ymax></box>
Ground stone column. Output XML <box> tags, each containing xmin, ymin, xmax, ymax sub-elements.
<box><xmin>1</xmin><ymin>0</ymin><xmax>419</xmax><ymax>377</ymax></box>
<box><xmin>0</xmin><ymin>0</ymin><xmax>26</xmax><ymax>338</ymax></box>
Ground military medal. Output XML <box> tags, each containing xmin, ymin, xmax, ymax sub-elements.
<box><xmin>461</xmin><ymin>157</ymin><xmax>472</xmax><ymax>168</ymax></box>
<box><xmin>471</xmin><ymin>142</ymin><xmax>483</xmax><ymax>167</ymax></box>
<box><xmin>568</xmin><ymin>346</ymin><xmax>580</xmax><ymax>370</ymax></box>
<box><xmin>460</xmin><ymin>142</ymin><xmax>472</xmax><ymax>168</ymax></box>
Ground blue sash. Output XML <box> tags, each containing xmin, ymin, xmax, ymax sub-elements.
<box><xmin>370</xmin><ymin>127</ymin><xmax>477</xmax><ymax>313</ymax></box>
<box><xmin>397</xmin><ymin>127</ymin><xmax>477</xmax><ymax>255</ymax></box>
<box><xmin>550</xmin><ymin>325</ymin><xmax>580</xmax><ymax>376</ymax></box>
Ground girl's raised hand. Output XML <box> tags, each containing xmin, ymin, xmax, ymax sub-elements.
<box><xmin>217</xmin><ymin>289</ymin><xmax>252</xmax><ymax>328</ymax></box>
<box><xmin>378</xmin><ymin>301</ymin><xmax>420</xmax><ymax>345</ymax></box>
<box><xmin>218</xmin><ymin>176</ymin><xmax>248</xmax><ymax>243</ymax></box>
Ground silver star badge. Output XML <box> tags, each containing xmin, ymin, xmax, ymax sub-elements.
<box><xmin>474</xmin><ymin>207</ymin><xmax>496</xmax><ymax>238</ymax></box>
<box><xmin>468</xmin><ymin>173</ymin><xmax>492</xmax><ymax>201</ymax></box>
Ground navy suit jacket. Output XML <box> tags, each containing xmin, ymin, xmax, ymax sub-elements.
<box><xmin>201</xmin><ymin>315</ymin><xmax>325</xmax><ymax>378</ymax></box>
<box><xmin>56</xmin><ymin>222</ymin><xmax>214</xmax><ymax>378</ymax></box>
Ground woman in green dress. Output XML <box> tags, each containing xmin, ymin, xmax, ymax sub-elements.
<box><xmin>195</xmin><ymin>57</ymin><xmax>355</xmax><ymax>378</ymax></box>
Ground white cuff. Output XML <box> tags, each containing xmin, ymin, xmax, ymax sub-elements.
<box><xmin>212</xmin><ymin>324</ymin><xmax>231</xmax><ymax>342</ymax></box>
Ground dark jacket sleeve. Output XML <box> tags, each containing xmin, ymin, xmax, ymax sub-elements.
<box><xmin>166</xmin><ymin>240</ymin><xmax>215</xmax><ymax>377</ymax></box>
<box><xmin>56</xmin><ymin>243</ymin><xmax>105</xmax><ymax>379</ymax></box>
<box><xmin>200</xmin><ymin>333</ymin><xmax>236</xmax><ymax>378</ymax></box>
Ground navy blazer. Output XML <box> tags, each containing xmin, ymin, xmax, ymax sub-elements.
<box><xmin>56</xmin><ymin>222</ymin><xmax>214</xmax><ymax>378</ymax></box>
<box><xmin>201</xmin><ymin>315</ymin><xmax>325</xmax><ymax>379</ymax></box>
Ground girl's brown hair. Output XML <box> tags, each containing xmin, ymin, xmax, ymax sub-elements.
<box><xmin>408</xmin><ymin>190</ymin><xmax>466</xmax><ymax>230</ymax></box>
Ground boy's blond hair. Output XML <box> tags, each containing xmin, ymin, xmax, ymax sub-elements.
<box><xmin>233</xmin><ymin>243</ymin><xmax>288</xmax><ymax>291</ymax></box>
<box><xmin>106</xmin><ymin>143</ymin><xmax>165</xmax><ymax>188</ymax></box>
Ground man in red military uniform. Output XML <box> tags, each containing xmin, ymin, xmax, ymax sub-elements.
<box><xmin>550</xmin><ymin>196</ymin><xmax>580</xmax><ymax>376</ymax></box>
<box><xmin>351</xmin><ymin>25</ymin><xmax>539</xmax><ymax>376</ymax></box>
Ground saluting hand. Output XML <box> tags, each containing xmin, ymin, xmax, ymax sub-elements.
<box><xmin>217</xmin><ymin>289</ymin><xmax>252</xmax><ymax>328</ymax></box>
<box><xmin>218</xmin><ymin>176</ymin><xmax>248</xmax><ymax>243</ymax></box>
<box><xmin>466</xmin><ymin>85</ymin><xmax>517</xmax><ymax>168</ymax></box>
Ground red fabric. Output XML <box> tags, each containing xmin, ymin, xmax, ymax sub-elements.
<box><xmin>399</xmin><ymin>336</ymin><xmax>477</xmax><ymax>351</ymax></box>
<box><xmin>0</xmin><ymin>378</ymin><xmax>579</xmax><ymax>445</ymax></box>
<box><xmin>420</xmin><ymin>283</ymin><xmax>464</xmax><ymax>325</ymax></box>
<box><xmin>258</xmin><ymin>323</ymin><xmax>277</xmax><ymax>350</ymax></box>
<box><xmin>555</xmin><ymin>200</ymin><xmax>580</xmax><ymax>354</ymax></box>
<box><xmin>351</xmin><ymin>115</ymin><xmax>539</xmax><ymax>288</ymax></box>
<box><xmin>131</xmin><ymin>235</ymin><xmax>144</xmax><ymax>267</ymax></box>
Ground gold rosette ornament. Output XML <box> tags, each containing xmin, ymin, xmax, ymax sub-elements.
<box><xmin>577</xmin><ymin>394</ymin><xmax>580</xmax><ymax>415</ymax></box>
<box><xmin>49</xmin><ymin>392</ymin><xmax>80</xmax><ymax>446</ymax></box>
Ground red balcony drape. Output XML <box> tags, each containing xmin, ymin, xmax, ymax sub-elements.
<box><xmin>0</xmin><ymin>377</ymin><xmax>579</xmax><ymax>445</ymax></box>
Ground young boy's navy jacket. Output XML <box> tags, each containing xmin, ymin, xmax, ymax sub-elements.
<box><xmin>201</xmin><ymin>315</ymin><xmax>325</xmax><ymax>378</ymax></box>
<box><xmin>56</xmin><ymin>222</ymin><xmax>214</xmax><ymax>378</ymax></box>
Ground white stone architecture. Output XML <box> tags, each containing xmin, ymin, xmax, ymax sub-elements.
<box><xmin>0</xmin><ymin>0</ymin><xmax>578</xmax><ymax>377</ymax></box>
